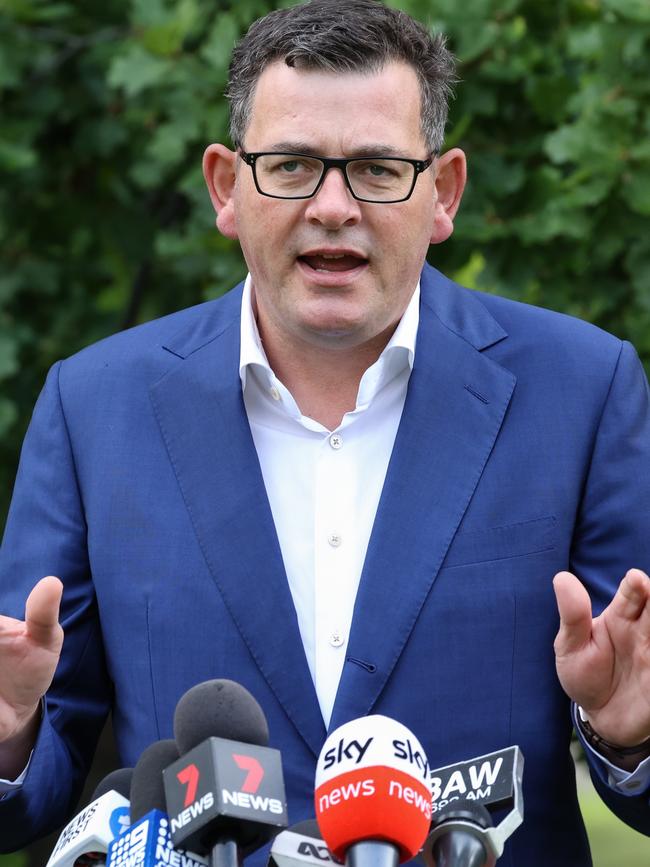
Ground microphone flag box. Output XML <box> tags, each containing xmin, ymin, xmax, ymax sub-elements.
<box><xmin>430</xmin><ymin>745</ymin><xmax>523</xmax><ymax>816</ymax></box>
<box><xmin>163</xmin><ymin>737</ymin><xmax>288</xmax><ymax>854</ymax></box>
<box><xmin>46</xmin><ymin>790</ymin><xmax>130</xmax><ymax>867</ymax></box>
<box><xmin>106</xmin><ymin>809</ymin><xmax>208</xmax><ymax>867</ymax></box>
<box><xmin>269</xmin><ymin>827</ymin><xmax>341</xmax><ymax>867</ymax></box>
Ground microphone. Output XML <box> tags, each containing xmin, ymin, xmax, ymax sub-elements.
<box><xmin>425</xmin><ymin>804</ymin><xmax>494</xmax><ymax>867</ymax></box>
<box><xmin>106</xmin><ymin>739</ymin><xmax>207</xmax><ymax>867</ymax></box>
<box><xmin>45</xmin><ymin>768</ymin><xmax>132</xmax><ymax>867</ymax></box>
<box><xmin>423</xmin><ymin>745</ymin><xmax>525</xmax><ymax>867</ymax></box>
<box><xmin>268</xmin><ymin>819</ymin><xmax>340</xmax><ymax>867</ymax></box>
<box><xmin>314</xmin><ymin>714</ymin><xmax>431</xmax><ymax>867</ymax></box>
<box><xmin>163</xmin><ymin>679</ymin><xmax>288</xmax><ymax>867</ymax></box>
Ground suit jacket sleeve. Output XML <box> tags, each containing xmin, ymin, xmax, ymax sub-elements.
<box><xmin>569</xmin><ymin>339</ymin><xmax>650</xmax><ymax>831</ymax></box>
<box><xmin>0</xmin><ymin>361</ymin><xmax>111</xmax><ymax>851</ymax></box>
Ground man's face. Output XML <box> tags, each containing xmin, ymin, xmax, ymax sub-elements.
<box><xmin>207</xmin><ymin>60</ymin><xmax>464</xmax><ymax>354</ymax></box>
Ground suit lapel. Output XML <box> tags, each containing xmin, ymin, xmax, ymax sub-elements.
<box><xmin>150</xmin><ymin>293</ymin><xmax>326</xmax><ymax>756</ymax></box>
<box><xmin>329</xmin><ymin>267</ymin><xmax>516</xmax><ymax>731</ymax></box>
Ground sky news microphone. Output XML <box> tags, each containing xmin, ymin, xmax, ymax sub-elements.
<box><xmin>45</xmin><ymin>768</ymin><xmax>132</xmax><ymax>867</ymax></box>
<box><xmin>423</xmin><ymin>746</ymin><xmax>525</xmax><ymax>867</ymax></box>
<box><xmin>163</xmin><ymin>679</ymin><xmax>288</xmax><ymax>867</ymax></box>
<box><xmin>314</xmin><ymin>715</ymin><xmax>431</xmax><ymax>867</ymax></box>
<box><xmin>106</xmin><ymin>739</ymin><xmax>207</xmax><ymax>867</ymax></box>
<box><xmin>268</xmin><ymin>819</ymin><xmax>340</xmax><ymax>867</ymax></box>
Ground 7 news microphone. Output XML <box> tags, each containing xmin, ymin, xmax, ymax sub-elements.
<box><xmin>106</xmin><ymin>738</ymin><xmax>207</xmax><ymax>867</ymax></box>
<box><xmin>45</xmin><ymin>767</ymin><xmax>132</xmax><ymax>867</ymax></box>
<box><xmin>163</xmin><ymin>679</ymin><xmax>288</xmax><ymax>867</ymax></box>
<box><xmin>423</xmin><ymin>745</ymin><xmax>524</xmax><ymax>867</ymax></box>
<box><xmin>314</xmin><ymin>714</ymin><xmax>432</xmax><ymax>867</ymax></box>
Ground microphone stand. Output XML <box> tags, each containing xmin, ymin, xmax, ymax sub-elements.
<box><xmin>211</xmin><ymin>839</ymin><xmax>242</xmax><ymax>867</ymax></box>
<box><xmin>346</xmin><ymin>841</ymin><xmax>400</xmax><ymax>867</ymax></box>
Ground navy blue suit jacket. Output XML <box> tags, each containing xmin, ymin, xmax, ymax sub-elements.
<box><xmin>1</xmin><ymin>264</ymin><xmax>649</xmax><ymax>864</ymax></box>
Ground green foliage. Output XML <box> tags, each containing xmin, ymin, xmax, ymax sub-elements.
<box><xmin>1</xmin><ymin>0</ymin><xmax>650</xmax><ymax>525</ymax></box>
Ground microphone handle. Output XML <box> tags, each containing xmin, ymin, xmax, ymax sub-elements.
<box><xmin>345</xmin><ymin>841</ymin><xmax>400</xmax><ymax>867</ymax></box>
<box><xmin>210</xmin><ymin>839</ymin><xmax>242</xmax><ymax>867</ymax></box>
<box><xmin>432</xmin><ymin>831</ymin><xmax>488</xmax><ymax>867</ymax></box>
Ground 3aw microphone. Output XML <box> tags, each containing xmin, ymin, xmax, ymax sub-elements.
<box><xmin>46</xmin><ymin>768</ymin><xmax>132</xmax><ymax>867</ymax></box>
<box><xmin>163</xmin><ymin>679</ymin><xmax>288</xmax><ymax>866</ymax></box>
<box><xmin>268</xmin><ymin>819</ymin><xmax>339</xmax><ymax>867</ymax></box>
<box><xmin>106</xmin><ymin>739</ymin><xmax>207</xmax><ymax>867</ymax></box>
<box><xmin>315</xmin><ymin>714</ymin><xmax>431</xmax><ymax>867</ymax></box>
<box><xmin>423</xmin><ymin>745</ymin><xmax>524</xmax><ymax>867</ymax></box>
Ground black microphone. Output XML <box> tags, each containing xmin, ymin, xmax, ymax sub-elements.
<box><xmin>163</xmin><ymin>679</ymin><xmax>288</xmax><ymax>867</ymax></box>
<box><xmin>268</xmin><ymin>819</ymin><xmax>340</xmax><ymax>867</ymax></box>
<box><xmin>45</xmin><ymin>768</ymin><xmax>132</xmax><ymax>867</ymax></box>
<box><xmin>91</xmin><ymin>769</ymin><xmax>134</xmax><ymax>803</ymax></box>
<box><xmin>425</xmin><ymin>804</ymin><xmax>493</xmax><ymax>867</ymax></box>
<box><xmin>423</xmin><ymin>746</ymin><xmax>524</xmax><ymax>867</ymax></box>
<box><xmin>106</xmin><ymin>739</ymin><xmax>207</xmax><ymax>867</ymax></box>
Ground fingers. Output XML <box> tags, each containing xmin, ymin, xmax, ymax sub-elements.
<box><xmin>25</xmin><ymin>576</ymin><xmax>63</xmax><ymax>645</ymax></box>
<box><xmin>553</xmin><ymin>571</ymin><xmax>593</xmax><ymax>656</ymax></box>
<box><xmin>608</xmin><ymin>568</ymin><xmax>650</xmax><ymax>624</ymax></box>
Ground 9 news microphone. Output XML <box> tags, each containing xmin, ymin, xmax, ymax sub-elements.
<box><xmin>45</xmin><ymin>767</ymin><xmax>132</xmax><ymax>867</ymax></box>
<box><xmin>315</xmin><ymin>715</ymin><xmax>431</xmax><ymax>867</ymax></box>
<box><xmin>106</xmin><ymin>739</ymin><xmax>207</xmax><ymax>867</ymax></box>
<box><xmin>268</xmin><ymin>819</ymin><xmax>339</xmax><ymax>867</ymax></box>
<box><xmin>423</xmin><ymin>745</ymin><xmax>524</xmax><ymax>867</ymax></box>
<box><xmin>163</xmin><ymin>679</ymin><xmax>288</xmax><ymax>867</ymax></box>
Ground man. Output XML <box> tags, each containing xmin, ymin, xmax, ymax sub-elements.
<box><xmin>0</xmin><ymin>1</ymin><xmax>649</xmax><ymax>864</ymax></box>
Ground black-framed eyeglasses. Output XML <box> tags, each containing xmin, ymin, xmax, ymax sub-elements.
<box><xmin>239</xmin><ymin>150</ymin><xmax>436</xmax><ymax>203</ymax></box>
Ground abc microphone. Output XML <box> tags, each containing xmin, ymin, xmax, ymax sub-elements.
<box><xmin>163</xmin><ymin>679</ymin><xmax>288</xmax><ymax>867</ymax></box>
<box><xmin>315</xmin><ymin>715</ymin><xmax>432</xmax><ymax>867</ymax></box>
<box><xmin>423</xmin><ymin>746</ymin><xmax>525</xmax><ymax>867</ymax></box>
<box><xmin>106</xmin><ymin>739</ymin><xmax>207</xmax><ymax>867</ymax></box>
<box><xmin>268</xmin><ymin>819</ymin><xmax>339</xmax><ymax>867</ymax></box>
<box><xmin>45</xmin><ymin>768</ymin><xmax>132</xmax><ymax>867</ymax></box>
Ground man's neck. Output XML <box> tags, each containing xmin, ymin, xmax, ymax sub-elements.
<box><xmin>259</xmin><ymin>326</ymin><xmax>394</xmax><ymax>431</ymax></box>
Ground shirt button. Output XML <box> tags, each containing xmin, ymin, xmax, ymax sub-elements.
<box><xmin>329</xmin><ymin>433</ymin><xmax>343</xmax><ymax>449</ymax></box>
<box><xmin>328</xmin><ymin>533</ymin><xmax>342</xmax><ymax>547</ymax></box>
<box><xmin>270</xmin><ymin>386</ymin><xmax>281</xmax><ymax>401</ymax></box>
<box><xmin>330</xmin><ymin>631</ymin><xmax>345</xmax><ymax>647</ymax></box>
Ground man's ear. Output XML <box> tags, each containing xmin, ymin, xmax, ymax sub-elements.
<box><xmin>429</xmin><ymin>148</ymin><xmax>467</xmax><ymax>245</ymax></box>
<box><xmin>203</xmin><ymin>143</ymin><xmax>239</xmax><ymax>240</ymax></box>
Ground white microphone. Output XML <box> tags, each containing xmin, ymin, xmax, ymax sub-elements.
<box><xmin>46</xmin><ymin>769</ymin><xmax>132</xmax><ymax>867</ymax></box>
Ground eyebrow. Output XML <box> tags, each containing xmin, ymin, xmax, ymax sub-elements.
<box><xmin>262</xmin><ymin>141</ymin><xmax>413</xmax><ymax>158</ymax></box>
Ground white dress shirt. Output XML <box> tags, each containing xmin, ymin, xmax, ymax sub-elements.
<box><xmin>240</xmin><ymin>274</ymin><xmax>419</xmax><ymax>727</ymax></box>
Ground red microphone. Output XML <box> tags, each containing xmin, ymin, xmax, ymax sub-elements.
<box><xmin>315</xmin><ymin>715</ymin><xmax>431</xmax><ymax>867</ymax></box>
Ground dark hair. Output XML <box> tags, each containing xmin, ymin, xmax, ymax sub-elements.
<box><xmin>226</xmin><ymin>0</ymin><xmax>456</xmax><ymax>153</ymax></box>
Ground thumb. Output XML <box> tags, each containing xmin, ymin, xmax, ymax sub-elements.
<box><xmin>553</xmin><ymin>571</ymin><xmax>593</xmax><ymax>656</ymax></box>
<box><xmin>25</xmin><ymin>576</ymin><xmax>63</xmax><ymax>646</ymax></box>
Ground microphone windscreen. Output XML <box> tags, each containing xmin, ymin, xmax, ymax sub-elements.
<box><xmin>315</xmin><ymin>715</ymin><xmax>431</xmax><ymax>862</ymax></box>
<box><xmin>91</xmin><ymin>767</ymin><xmax>133</xmax><ymax>801</ymax></box>
<box><xmin>174</xmin><ymin>679</ymin><xmax>269</xmax><ymax>753</ymax></box>
<box><xmin>130</xmin><ymin>739</ymin><xmax>180</xmax><ymax>822</ymax></box>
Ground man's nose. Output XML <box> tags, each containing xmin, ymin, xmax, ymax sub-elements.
<box><xmin>304</xmin><ymin>167</ymin><xmax>362</xmax><ymax>228</ymax></box>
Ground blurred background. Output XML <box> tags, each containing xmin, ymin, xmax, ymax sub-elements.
<box><xmin>1</xmin><ymin>0</ymin><xmax>649</xmax><ymax>863</ymax></box>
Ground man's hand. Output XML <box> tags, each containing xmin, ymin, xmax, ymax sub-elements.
<box><xmin>553</xmin><ymin>568</ymin><xmax>650</xmax><ymax>748</ymax></box>
<box><xmin>0</xmin><ymin>576</ymin><xmax>63</xmax><ymax>777</ymax></box>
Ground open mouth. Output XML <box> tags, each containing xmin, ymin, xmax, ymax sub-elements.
<box><xmin>298</xmin><ymin>252</ymin><xmax>368</xmax><ymax>273</ymax></box>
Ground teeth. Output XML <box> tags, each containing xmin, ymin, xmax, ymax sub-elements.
<box><xmin>320</xmin><ymin>253</ymin><xmax>346</xmax><ymax>259</ymax></box>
